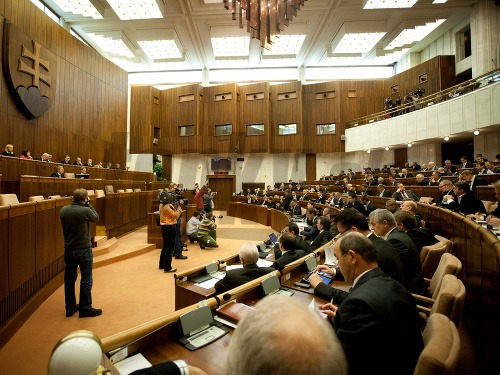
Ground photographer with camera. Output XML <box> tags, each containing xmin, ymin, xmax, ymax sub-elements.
<box><xmin>158</xmin><ymin>186</ymin><xmax>185</xmax><ymax>272</ymax></box>
<box><xmin>197</xmin><ymin>211</ymin><xmax>219</xmax><ymax>249</ymax></box>
<box><xmin>194</xmin><ymin>180</ymin><xmax>208</xmax><ymax>211</ymax></box>
<box><xmin>203</xmin><ymin>188</ymin><xmax>216</xmax><ymax>213</ymax></box>
<box><xmin>186</xmin><ymin>210</ymin><xmax>203</xmax><ymax>243</ymax></box>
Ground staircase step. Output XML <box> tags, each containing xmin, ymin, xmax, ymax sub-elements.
<box><xmin>93</xmin><ymin>237</ymin><xmax>118</xmax><ymax>257</ymax></box>
<box><xmin>94</xmin><ymin>235</ymin><xmax>108</xmax><ymax>247</ymax></box>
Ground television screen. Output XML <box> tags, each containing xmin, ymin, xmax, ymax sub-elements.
<box><xmin>211</xmin><ymin>158</ymin><xmax>231</xmax><ymax>171</ymax></box>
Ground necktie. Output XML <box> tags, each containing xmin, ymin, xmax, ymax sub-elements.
<box><xmin>403</xmin><ymin>191</ymin><xmax>408</xmax><ymax>199</ymax></box>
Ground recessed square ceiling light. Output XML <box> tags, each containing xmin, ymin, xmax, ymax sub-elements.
<box><xmin>137</xmin><ymin>40</ymin><xmax>182</xmax><ymax>60</ymax></box>
<box><xmin>107</xmin><ymin>0</ymin><xmax>163</xmax><ymax>20</ymax></box>
<box><xmin>88</xmin><ymin>31</ymin><xmax>135</xmax><ymax>58</ymax></box>
<box><xmin>333</xmin><ymin>33</ymin><xmax>386</xmax><ymax>54</ymax></box>
<box><xmin>211</xmin><ymin>37</ymin><xmax>250</xmax><ymax>57</ymax></box>
<box><xmin>363</xmin><ymin>0</ymin><xmax>418</xmax><ymax>9</ymax></box>
<box><xmin>384</xmin><ymin>19</ymin><xmax>446</xmax><ymax>50</ymax></box>
<box><xmin>262</xmin><ymin>35</ymin><xmax>306</xmax><ymax>55</ymax></box>
<box><xmin>52</xmin><ymin>0</ymin><xmax>103</xmax><ymax>19</ymax></box>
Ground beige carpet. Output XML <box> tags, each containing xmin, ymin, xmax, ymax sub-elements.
<box><xmin>0</xmin><ymin>213</ymin><xmax>272</xmax><ymax>374</ymax></box>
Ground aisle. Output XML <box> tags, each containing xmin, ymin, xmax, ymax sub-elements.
<box><xmin>0</xmin><ymin>214</ymin><xmax>273</xmax><ymax>374</ymax></box>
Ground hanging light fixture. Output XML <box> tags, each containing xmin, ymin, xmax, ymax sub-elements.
<box><xmin>223</xmin><ymin>0</ymin><xmax>306</xmax><ymax>49</ymax></box>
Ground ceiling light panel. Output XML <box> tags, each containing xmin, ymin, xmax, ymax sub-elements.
<box><xmin>333</xmin><ymin>33</ymin><xmax>386</xmax><ymax>53</ymax></box>
<box><xmin>384</xmin><ymin>19</ymin><xmax>446</xmax><ymax>50</ymax></box>
<box><xmin>211</xmin><ymin>37</ymin><xmax>250</xmax><ymax>57</ymax></box>
<box><xmin>330</xmin><ymin>21</ymin><xmax>387</xmax><ymax>55</ymax></box>
<box><xmin>363</xmin><ymin>0</ymin><xmax>418</xmax><ymax>9</ymax></box>
<box><xmin>137</xmin><ymin>40</ymin><xmax>182</xmax><ymax>59</ymax></box>
<box><xmin>52</xmin><ymin>0</ymin><xmax>103</xmax><ymax>19</ymax></box>
<box><xmin>263</xmin><ymin>35</ymin><xmax>306</xmax><ymax>56</ymax></box>
<box><xmin>107</xmin><ymin>0</ymin><xmax>163</xmax><ymax>20</ymax></box>
<box><xmin>88</xmin><ymin>32</ymin><xmax>135</xmax><ymax>58</ymax></box>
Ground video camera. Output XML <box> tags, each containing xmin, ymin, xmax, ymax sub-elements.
<box><xmin>158</xmin><ymin>189</ymin><xmax>187</xmax><ymax>205</ymax></box>
<box><xmin>413</xmin><ymin>88</ymin><xmax>425</xmax><ymax>98</ymax></box>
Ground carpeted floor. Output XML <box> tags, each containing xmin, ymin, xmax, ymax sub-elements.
<box><xmin>0</xmin><ymin>213</ymin><xmax>273</xmax><ymax>374</ymax></box>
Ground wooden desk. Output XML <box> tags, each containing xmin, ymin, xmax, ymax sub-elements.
<box><xmin>102</xmin><ymin>274</ymin><xmax>328</xmax><ymax>375</ymax></box>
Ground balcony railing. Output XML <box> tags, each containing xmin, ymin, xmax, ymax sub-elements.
<box><xmin>347</xmin><ymin>68</ymin><xmax>500</xmax><ymax>128</ymax></box>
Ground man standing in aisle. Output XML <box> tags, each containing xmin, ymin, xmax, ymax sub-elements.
<box><xmin>60</xmin><ymin>189</ymin><xmax>101</xmax><ymax>318</ymax></box>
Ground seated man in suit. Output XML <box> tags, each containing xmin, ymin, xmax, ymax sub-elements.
<box><xmin>316</xmin><ymin>233</ymin><xmax>423</xmax><ymax>375</ymax></box>
<box><xmin>308</xmin><ymin>216</ymin><xmax>333</xmax><ymax>251</ymax></box>
<box><xmin>214</xmin><ymin>243</ymin><xmax>275</xmax><ymax>294</ymax></box>
<box><xmin>288</xmin><ymin>198</ymin><xmax>303</xmax><ymax>216</ymax></box>
<box><xmin>385</xmin><ymin>198</ymin><xmax>400</xmax><ymax>214</ymax></box>
<box><xmin>360</xmin><ymin>196</ymin><xmax>377</xmax><ymax>217</ymax></box>
<box><xmin>434</xmin><ymin>180</ymin><xmax>456</xmax><ymax>206</ymax></box>
<box><xmin>392</xmin><ymin>183</ymin><xmax>419</xmax><ymax>201</ymax></box>
<box><xmin>398</xmin><ymin>168</ymin><xmax>413</xmax><ymax>178</ymax></box>
<box><xmin>299</xmin><ymin>207</ymin><xmax>319</xmax><ymax>241</ymax></box>
<box><xmin>444</xmin><ymin>181</ymin><xmax>486</xmax><ymax>215</ymax></box>
<box><xmin>276</xmin><ymin>222</ymin><xmax>313</xmax><ymax>257</ymax></box>
<box><xmin>459</xmin><ymin>155</ymin><xmax>473</xmax><ymax>169</ymax></box>
<box><xmin>51</xmin><ymin>165</ymin><xmax>65</xmax><ymax>178</ymax></box>
<box><xmin>345</xmin><ymin>193</ymin><xmax>365</xmax><ymax>215</ymax></box>
<box><xmin>485</xmin><ymin>161</ymin><xmax>500</xmax><ymax>174</ymax></box>
<box><xmin>369</xmin><ymin>209</ymin><xmax>426</xmax><ymax>296</ymax></box>
<box><xmin>227</xmin><ymin>295</ymin><xmax>348</xmax><ymax>375</ymax></box>
<box><xmin>310</xmin><ymin>208</ymin><xmax>403</xmax><ymax>285</ymax></box>
<box><xmin>400</xmin><ymin>200</ymin><xmax>423</xmax><ymax>228</ymax></box>
<box><xmin>415</xmin><ymin>173</ymin><xmax>429</xmax><ymax>186</ymax></box>
<box><xmin>428</xmin><ymin>171</ymin><xmax>442</xmax><ymax>186</ymax></box>
<box><xmin>272</xmin><ymin>233</ymin><xmax>307</xmax><ymax>270</ymax></box>
<box><xmin>394</xmin><ymin>211</ymin><xmax>438</xmax><ymax>253</ymax></box>
<box><xmin>459</xmin><ymin>170</ymin><xmax>487</xmax><ymax>193</ymax></box>
<box><xmin>377</xmin><ymin>184</ymin><xmax>392</xmax><ymax>197</ymax></box>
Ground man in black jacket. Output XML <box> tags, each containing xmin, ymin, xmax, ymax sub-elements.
<box><xmin>315</xmin><ymin>233</ymin><xmax>423</xmax><ymax>375</ymax></box>
<box><xmin>272</xmin><ymin>233</ymin><xmax>307</xmax><ymax>270</ymax></box>
<box><xmin>60</xmin><ymin>189</ymin><xmax>101</xmax><ymax>318</ymax></box>
<box><xmin>214</xmin><ymin>243</ymin><xmax>275</xmax><ymax>294</ymax></box>
<box><xmin>369</xmin><ymin>209</ymin><xmax>426</xmax><ymax>296</ymax></box>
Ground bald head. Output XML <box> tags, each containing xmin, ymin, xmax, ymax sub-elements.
<box><xmin>227</xmin><ymin>295</ymin><xmax>347</xmax><ymax>375</ymax></box>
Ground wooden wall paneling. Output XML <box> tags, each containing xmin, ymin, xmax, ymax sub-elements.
<box><xmin>203</xmin><ymin>83</ymin><xmax>239</xmax><ymax>154</ymax></box>
<box><xmin>19</xmin><ymin>175</ymin><xmax>38</xmax><ymax>202</ymax></box>
<box><xmin>120</xmin><ymin>192</ymin><xmax>131</xmax><ymax>227</ymax></box>
<box><xmin>129</xmin><ymin>86</ymin><xmax>153</xmax><ymax>153</ymax></box>
<box><xmin>0</xmin><ymin>205</ymin><xmax>9</xmax><ymax>299</ymax></box>
<box><xmin>238</xmin><ymin>82</ymin><xmax>270</xmax><ymax>154</ymax></box>
<box><xmin>305</xmin><ymin>154</ymin><xmax>316</xmax><ymax>181</ymax></box>
<box><xmin>35</xmin><ymin>199</ymin><xmax>56</xmax><ymax>271</ymax></box>
<box><xmin>303</xmin><ymin>81</ymin><xmax>342</xmax><ymax>153</ymax></box>
<box><xmin>270</xmin><ymin>82</ymin><xmax>303</xmax><ymax>153</ymax></box>
<box><xmin>8</xmin><ymin>202</ymin><xmax>36</xmax><ymax>291</ymax></box>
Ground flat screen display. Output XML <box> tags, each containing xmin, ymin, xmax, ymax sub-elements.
<box><xmin>211</xmin><ymin>158</ymin><xmax>231</xmax><ymax>171</ymax></box>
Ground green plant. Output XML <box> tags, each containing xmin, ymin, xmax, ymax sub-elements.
<box><xmin>153</xmin><ymin>163</ymin><xmax>166</xmax><ymax>181</ymax></box>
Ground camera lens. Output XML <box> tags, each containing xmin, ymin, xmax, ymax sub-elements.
<box><xmin>218</xmin><ymin>215</ymin><xmax>224</xmax><ymax>218</ymax></box>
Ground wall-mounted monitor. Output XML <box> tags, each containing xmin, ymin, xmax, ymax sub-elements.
<box><xmin>211</xmin><ymin>158</ymin><xmax>231</xmax><ymax>171</ymax></box>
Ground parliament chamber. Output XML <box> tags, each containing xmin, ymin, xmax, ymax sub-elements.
<box><xmin>1</xmin><ymin>0</ymin><xmax>500</xmax><ymax>374</ymax></box>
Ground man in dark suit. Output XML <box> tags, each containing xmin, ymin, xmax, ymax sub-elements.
<box><xmin>315</xmin><ymin>193</ymin><xmax>326</xmax><ymax>204</ymax></box>
<box><xmin>369</xmin><ymin>209</ymin><xmax>426</xmax><ymax>295</ymax></box>
<box><xmin>392</xmin><ymin>183</ymin><xmax>419</xmax><ymax>201</ymax></box>
<box><xmin>459</xmin><ymin>156</ymin><xmax>473</xmax><ymax>169</ymax></box>
<box><xmin>377</xmin><ymin>184</ymin><xmax>392</xmax><ymax>197</ymax></box>
<box><xmin>288</xmin><ymin>198</ymin><xmax>302</xmax><ymax>216</ymax></box>
<box><xmin>459</xmin><ymin>170</ymin><xmax>487</xmax><ymax>193</ymax></box>
<box><xmin>299</xmin><ymin>207</ymin><xmax>319</xmax><ymax>241</ymax></box>
<box><xmin>308</xmin><ymin>216</ymin><xmax>333</xmax><ymax>251</ymax></box>
<box><xmin>445</xmin><ymin>181</ymin><xmax>486</xmax><ymax>214</ymax></box>
<box><xmin>415</xmin><ymin>173</ymin><xmax>429</xmax><ymax>186</ymax></box>
<box><xmin>314</xmin><ymin>233</ymin><xmax>423</xmax><ymax>375</ymax></box>
<box><xmin>399</xmin><ymin>168</ymin><xmax>414</xmax><ymax>178</ymax></box>
<box><xmin>214</xmin><ymin>243</ymin><xmax>275</xmax><ymax>294</ymax></box>
<box><xmin>345</xmin><ymin>193</ymin><xmax>365</xmax><ymax>215</ymax></box>
<box><xmin>427</xmin><ymin>171</ymin><xmax>442</xmax><ymax>186</ymax></box>
<box><xmin>394</xmin><ymin>211</ymin><xmax>438</xmax><ymax>253</ymax></box>
<box><xmin>360</xmin><ymin>196</ymin><xmax>377</xmax><ymax>217</ymax></box>
<box><xmin>312</xmin><ymin>208</ymin><xmax>404</xmax><ymax>284</ymax></box>
<box><xmin>281</xmin><ymin>189</ymin><xmax>293</xmax><ymax>211</ymax></box>
<box><xmin>358</xmin><ymin>183</ymin><xmax>373</xmax><ymax>196</ymax></box>
<box><xmin>434</xmin><ymin>180</ymin><xmax>456</xmax><ymax>206</ymax></box>
<box><xmin>272</xmin><ymin>233</ymin><xmax>307</xmax><ymax>270</ymax></box>
<box><xmin>400</xmin><ymin>200</ymin><xmax>424</xmax><ymax>228</ymax></box>
<box><xmin>278</xmin><ymin>222</ymin><xmax>312</xmax><ymax>256</ymax></box>
<box><xmin>51</xmin><ymin>165</ymin><xmax>65</xmax><ymax>178</ymax></box>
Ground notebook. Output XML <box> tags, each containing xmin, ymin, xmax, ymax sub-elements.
<box><xmin>323</xmin><ymin>244</ymin><xmax>338</xmax><ymax>267</ymax></box>
<box><xmin>192</xmin><ymin>262</ymin><xmax>225</xmax><ymax>284</ymax></box>
<box><xmin>261</xmin><ymin>275</ymin><xmax>294</xmax><ymax>297</ymax></box>
<box><xmin>177</xmin><ymin>305</ymin><xmax>229</xmax><ymax>351</ymax></box>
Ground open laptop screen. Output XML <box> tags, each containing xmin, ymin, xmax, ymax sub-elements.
<box><xmin>269</xmin><ymin>233</ymin><xmax>278</xmax><ymax>245</ymax></box>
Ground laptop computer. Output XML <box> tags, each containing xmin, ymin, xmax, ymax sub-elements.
<box><xmin>177</xmin><ymin>305</ymin><xmax>229</xmax><ymax>350</ymax></box>
<box><xmin>261</xmin><ymin>275</ymin><xmax>294</xmax><ymax>297</ymax></box>
<box><xmin>301</xmin><ymin>256</ymin><xmax>334</xmax><ymax>285</ymax></box>
<box><xmin>258</xmin><ymin>242</ymin><xmax>270</xmax><ymax>258</ymax></box>
<box><xmin>191</xmin><ymin>262</ymin><xmax>225</xmax><ymax>284</ymax></box>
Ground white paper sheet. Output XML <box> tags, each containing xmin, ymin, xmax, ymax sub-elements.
<box><xmin>114</xmin><ymin>353</ymin><xmax>152</xmax><ymax>375</ymax></box>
